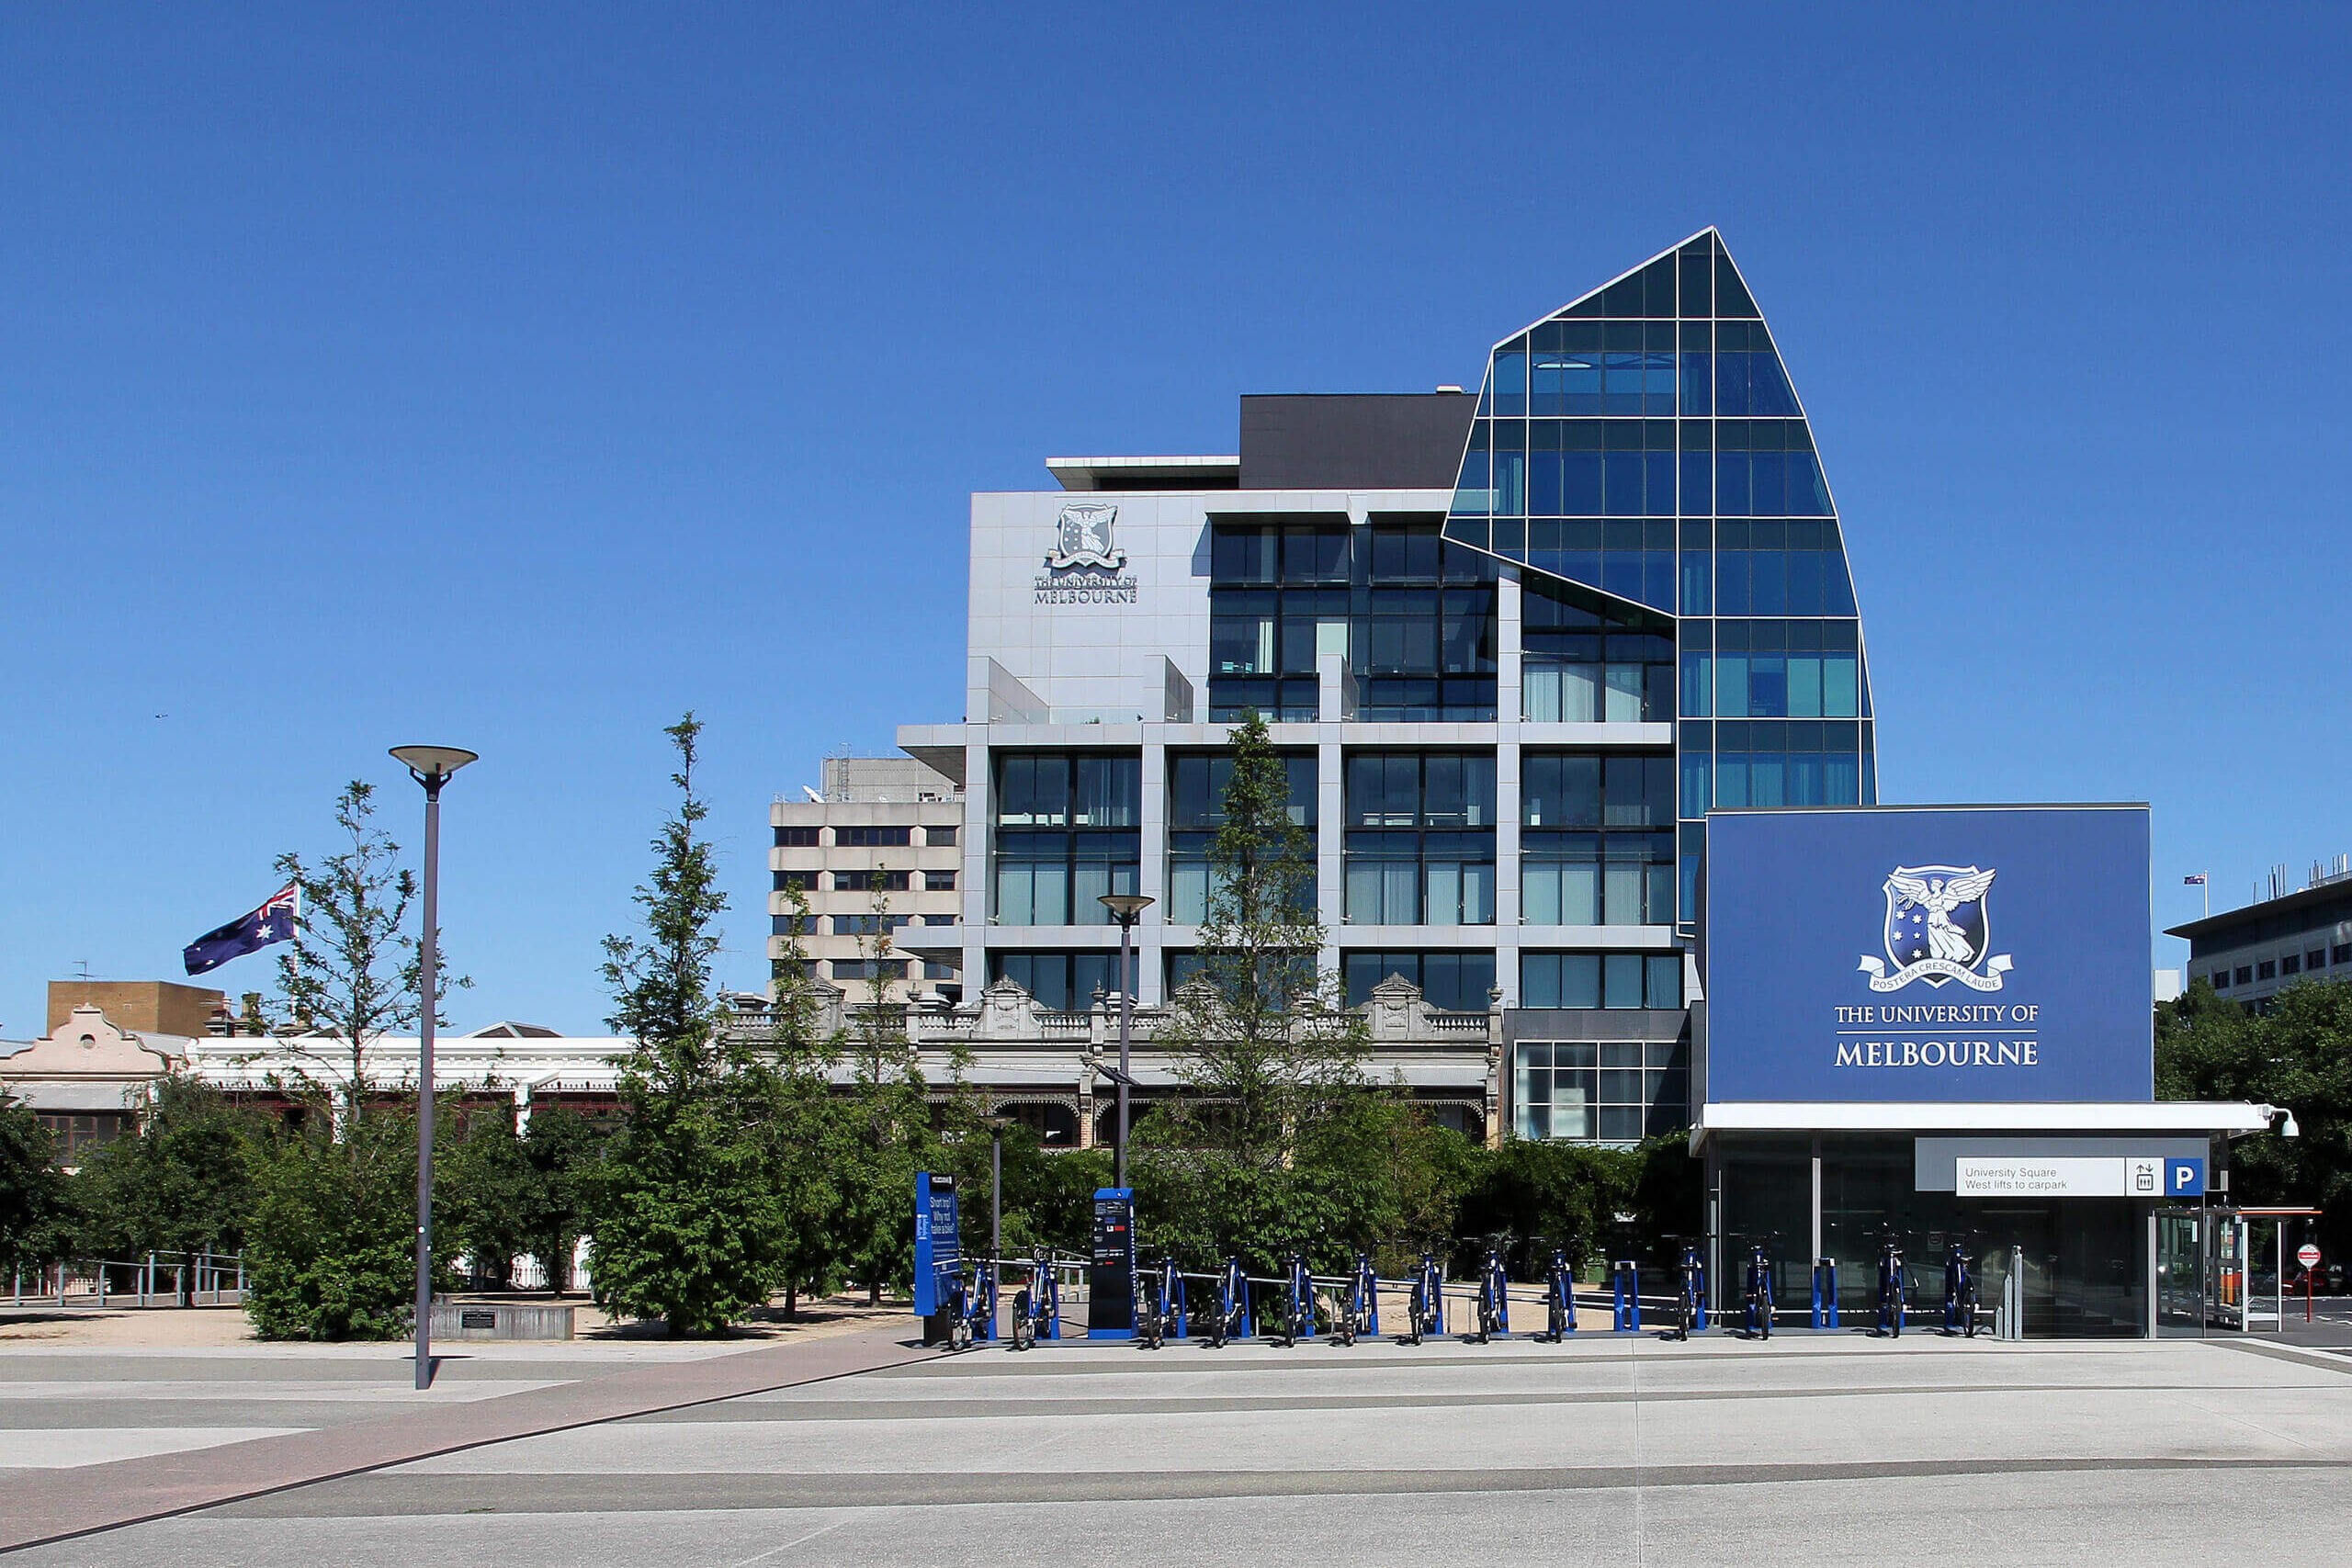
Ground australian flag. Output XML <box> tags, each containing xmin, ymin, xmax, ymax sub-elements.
<box><xmin>184</xmin><ymin>884</ymin><xmax>300</xmax><ymax>976</ymax></box>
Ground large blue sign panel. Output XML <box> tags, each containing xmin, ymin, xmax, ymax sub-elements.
<box><xmin>1703</xmin><ymin>806</ymin><xmax>2153</xmax><ymax>1103</ymax></box>
<box><xmin>911</xmin><ymin>1171</ymin><xmax>960</xmax><ymax>1317</ymax></box>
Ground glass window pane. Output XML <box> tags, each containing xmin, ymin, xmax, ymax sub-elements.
<box><xmin>1523</xmin><ymin>862</ymin><xmax>1559</xmax><ymax>925</ymax></box>
<box><xmin>1562</xmin><ymin>953</ymin><xmax>1601</xmax><ymax>1009</ymax></box>
<box><xmin>1603</xmin><ymin>953</ymin><xmax>1645</xmax><ymax>1007</ymax></box>
<box><xmin>1646</xmin><ymin>954</ymin><xmax>1681</xmax><ymax>1009</ymax></box>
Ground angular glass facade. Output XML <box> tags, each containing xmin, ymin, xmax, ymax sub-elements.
<box><xmin>933</xmin><ymin>226</ymin><xmax>1877</xmax><ymax>1148</ymax></box>
<box><xmin>1443</xmin><ymin>230</ymin><xmax>1877</xmax><ymax>928</ymax></box>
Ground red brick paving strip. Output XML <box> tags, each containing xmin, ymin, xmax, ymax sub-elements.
<box><xmin>0</xmin><ymin>1324</ymin><xmax>934</xmax><ymax>1553</ymax></box>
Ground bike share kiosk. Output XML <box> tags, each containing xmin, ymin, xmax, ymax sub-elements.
<box><xmin>1087</xmin><ymin>1187</ymin><xmax>1136</xmax><ymax>1340</ymax></box>
<box><xmin>912</xmin><ymin>1172</ymin><xmax>963</xmax><ymax>1346</ymax></box>
<box><xmin>1695</xmin><ymin>806</ymin><xmax>2291</xmax><ymax>1338</ymax></box>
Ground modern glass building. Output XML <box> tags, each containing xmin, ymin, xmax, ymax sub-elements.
<box><xmin>875</xmin><ymin>230</ymin><xmax>1878</xmax><ymax>1145</ymax></box>
<box><xmin>1441</xmin><ymin>230</ymin><xmax>1875</xmax><ymax>933</ymax></box>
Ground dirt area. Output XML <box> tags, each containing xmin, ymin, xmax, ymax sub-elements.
<box><xmin>0</xmin><ymin>1304</ymin><xmax>258</xmax><ymax>1348</ymax></box>
<box><xmin>0</xmin><ymin>1294</ymin><xmax>913</xmax><ymax>1350</ymax></box>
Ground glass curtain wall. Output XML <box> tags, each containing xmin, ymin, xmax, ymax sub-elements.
<box><xmin>992</xmin><ymin>754</ymin><xmax>1140</xmax><ymax>925</ymax></box>
<box><xmin>1165</xmin><ymin>751</ymin><xmax>1317</xmax><ymax>924</ymax></box>
<box><xmin>1512</xmin><ymin>1039</ymin><xmax>1688</xmax><ymax>1142</ymax></box>
<box><xmin>1344</xmin><ymin>752</ymin><xmax>1498</xmax><ymax>925</ymax></box>
<box><xmin>1206</xmin><ymin>518</ymin><xmax>1498</xmax><ymax>722</ymax></box>
<box><xmin>1521</xmin><ymin>752</ymin><xmax>1675</xmax><ymax>925</ymax></box>
<box><xmin>1521</xmin><ymin>575</ymin><xmax>1675</xmax><ymax>722</ymax></box>
<box><xmin>1442</xmin><ymin>231</ymin><xmax>1876</xmax><ymax>931</ymax></box>
<box><xmin>1341</xmin><ymin>950</ymin><xmax>1496</xmax><ymax>1011</ymax></box>
<box><xmin>990</xmin><ymin>951</ymin><xmax>1118</xmax><ymax>1012</ymax></box>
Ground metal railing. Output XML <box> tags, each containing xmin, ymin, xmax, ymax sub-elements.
<box><xmin>10</xmin><ymin>1251</ymin><xmax>247</xmax><ymax>1309</ymax></box>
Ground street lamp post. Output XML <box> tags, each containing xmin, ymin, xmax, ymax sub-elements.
<box><xmin>390</xmin><ymin>745</ymin><xmax>477</xmax><ymax>1392</ymax></box>
<box><xmin>978</xmin><ymin>1112</ymin><xmax>1015</xmax><ymax>1277</ymax></box>
<box><xmin>1096</xmin><ymin>893</ymin><xmax>1153</xmax><ymax>1190</ymax></box>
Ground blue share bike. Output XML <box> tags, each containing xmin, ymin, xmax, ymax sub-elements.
<box><xmin>1939</xmin><ymin>1235</ymin><xmax>1979</xmax><ymax>1337</ymax></box>
<box><xmin>1404</xmin><ymin>1250</ymin><xmax>1445</xmax><ymax>1345</ymax></box>
<box><xmin>948</xmin><ymin>1262</ymin><xmax>995</xmax><ymax>1350</ymax></box>
<box><xmin>1737</xmin><ymin>1231</ymin><xmax>1778</xmax><ymax>1340</ymax></box>
<box><xmin>1530</xmin><ymin>1235</ymin><xmax>1577</xmax><ymax>1341</ymax></box>
<box><xmin>1136</xmin><ymin>1255</ymin><xmax>1183</xmax><ymax>1350</ymax></box>
<box><xmin>1663</xmin><ymin>1235</ymin><xmax>1706</xmax><ymax>1341</ymax></box>
<box><xmin>1334</xmin><ymin>1253</ymin><xmax>1378</xmax><ymax>1346</ymax></box>
<box><xmin>1206</xmin><ymin>1256</ymin><xmax>1249</xmax><ymax>1348</ymax></box>
<box><xmin>1278</xmin><ymin>1253</ymin><xmax>1314</xmax><ymax>1347</ymax></box>
<box><xmin>1469</xmin><ymin>1236</ymin><xmax>1510</xmax><ymax>1344</ymax></box>
<box><xmin>1874</xmin><ymin>1233</ymin><xmax>1908</xmax><ymax>1337</ymax></box>
<box><xmin>1009</xmin><ymin>1251</ymin><xmax>1057</xmax><ymax>1351</ymax></box>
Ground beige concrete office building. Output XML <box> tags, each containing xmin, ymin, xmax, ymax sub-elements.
<box><xmin>770</xmin><ymin>756</ymin><xmax>967</xmax><ymax>1006</ymax></box>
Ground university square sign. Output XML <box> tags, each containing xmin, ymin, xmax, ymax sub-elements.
<box><xmin>1702</xmin><ymin>805</ymin><xmax>2153</xmax><ymax>1103</ymax></box>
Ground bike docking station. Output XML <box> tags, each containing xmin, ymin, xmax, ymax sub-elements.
<box><xmin>1086</xmin><ymin>1188</ymin><xmax>1136</xmax><ymax>1342</ymax></box>
<box><xmin>1611</xmin><ymin>1259</ymin><xmax>1641</xmax><ymax>1332</ymax></box>
<box><xmin>1811</xmin><ymin>1258</ymin><xmax>1839</xmax><ymax>1329</ymax></box>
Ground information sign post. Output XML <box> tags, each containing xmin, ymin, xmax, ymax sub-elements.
<box><xmin>1088</xmin><ymin>1188</ymin><xmax>1136</xmax><ymax>1339</ymax></box>
<box><xmin>913</xmin><ymin>1173</ymin><xmax>961</xmax><ymax>1346</ymax></box>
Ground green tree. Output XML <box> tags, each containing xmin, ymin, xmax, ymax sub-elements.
<box><xmin>270</xmin><ymin>780</ymin><xmax>468</xmax><ymax>1122</ymax></box>
<box><xmin>0</xmin><ymin>1097</ymin><xmax>69</xmax><ymax>1275</ymax></box>
<box><xmin>440</xmin><ymin>1103</ymin><xmax>535</xmax><ymax>1290</ymax></box>
<box><xmin>589</xmin><ymin>714</ymin><xmax>787</xmax><ymax>1335</ymax></box>
<box><xmin>73</xmin><ymin>1077</ymin><xmax>258</xmax><ymax>1302</ymax></box>
<box><xmin>515</xmin><ymin>1106</ymin><xmax>601</xmax><ymax>1293</ymax></box>
<box><xmin>1136</xmin><ymin>712</ymin><xmax>1379</xmax><ymax>1272</ymax></box>
<box><xmin>762</xmin><ymin>885</ymin><xmax>849</xmax><ymax>1315</ymax></box>
<box><xmin>832</xmin><ymin>876</ymin><xmax>938</xmax><ymax>1304</ymax></box>
<box><xmin>2160</xmin><ymin>977</ymin><xmax>2352</xmax><ymax>1262</ymax></box>
<box><xmin>245</xmin><ymin>1110</ymin><xmax>449</xmax><ymax>1339</ymax></box>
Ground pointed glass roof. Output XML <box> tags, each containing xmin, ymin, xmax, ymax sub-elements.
<box><xmin>1442</xmin><ymin>229</ymin><xmax>1851</xmax><ymax>620</ymax></box>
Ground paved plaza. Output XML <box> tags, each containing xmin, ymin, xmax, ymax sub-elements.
<box><xmin>3</xmin><ymin>1321</ymin><xmax>2349</xmax><ymax>1564</ymax></box>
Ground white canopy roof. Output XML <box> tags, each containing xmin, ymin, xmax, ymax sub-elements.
<box><xmin>1695</xmin><ymin>1100</ymin><xmax>2280</xmax><ymax>1145</ymax></box>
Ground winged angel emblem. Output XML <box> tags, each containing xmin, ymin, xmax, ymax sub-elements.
<box><xmin>1860</xmin><ymin>864</ymin><xmax>2014</xmax><ymax>991</ymax></box>
<box><xmin>1047</xmin><ymin>502</ymin><xmax>1125</xmax><ymax>571</ymax></box>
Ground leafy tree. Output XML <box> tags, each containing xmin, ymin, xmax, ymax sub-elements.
<box><xmin>589</xmin><ymin>715</ymin><xmax>787</xmax><ymax>1335</ymax></box>
<box><xmin>1136</xmin><ymin>712</ymin><xmax>1377</xmax><ymax>1272</ymax></box>
<box><xmin>440</xmin><ymin>1103</ymin><xmax>535</xmax><ymax>1289</ymax></box>
<box><xmin>2160</xmin><ymin>977</ymin><xmax>2352</xmax><ymax>1262</ymax></box>
<box><xmin>245</xmin><ymin>1110</ymin><xmax>451</xmax><ymax>1339</ymax></box>
<box><xmin>0</xmin><ymin>1098</ymin><xmax>68</xmax><ymax>1274</ymax></box>
<box><xmin>515</xmin><ymin>1106</ymin><xmax>601</xmax><ymax>1293</ymax></box>
<box><xmin>762</xmin><ymin>885</ymin><xmax>849</xmax><ymax>1315</ymax></box>
<box><xmin>832</xmin><ymin>876</ymin><xmax>938</xmax><ymax>1303</ymax></box>
<box><xmin>270</xmin><ymin>780</ymin><xmax>468</xmax><ymax>1122</ymax></box>
<box><xmin>73</xmin><ymin>1077</ymin><xmax>258</xmax><ymax>1301</ymax></box>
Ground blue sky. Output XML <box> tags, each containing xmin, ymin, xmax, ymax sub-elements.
<box><xmin>3</xmin><ymin>4</ymin><xmax>2345</xmax><ymax>1035</ymax></box>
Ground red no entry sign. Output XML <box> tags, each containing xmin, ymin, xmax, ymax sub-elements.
<box><xmin>2299</xmin><ymin>1244</ymin><xmax>2322</xmax><ymax>1268</ymax></box>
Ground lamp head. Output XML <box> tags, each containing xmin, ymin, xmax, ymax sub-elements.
<box><xmin>1097</xmin><ymin>892</ymin><xmax>1154</xmax><ymax>925</ymax></box>
<box><xmin>390</xmin><ymin>746</ymin><xmax>479</xmax><ymax>791</ymax></box>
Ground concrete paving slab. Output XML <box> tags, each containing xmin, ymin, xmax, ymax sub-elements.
<box><xmin>0</xmin><ymin>1321</ymin><xmax>930</xmax><ymax>1552</ymax></box>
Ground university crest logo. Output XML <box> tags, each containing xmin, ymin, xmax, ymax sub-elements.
<box><xmin>1047</xmin><ymin>502</ymin><xmax>1125</xmax><ymax>570</ymax></box>
<box><xmin>1857</xmin><ymin>865</ymin><xmax>2014</xmax><ymax>992</ymax></box>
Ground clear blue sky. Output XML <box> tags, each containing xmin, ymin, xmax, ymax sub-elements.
<box><xmin>4</xmin><ymin>4</ymin><xmax>2346</xmax><ymax>1035</ymax></box>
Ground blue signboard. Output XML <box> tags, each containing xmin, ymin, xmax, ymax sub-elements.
<box><xmin>911</xmin><ymin>1171</ymin><xmax>960</xmax><ymax>1317</ymax></box>
<box><xmin>1703</xmin><ymin>806</ymin><xmax>2153</xmax><ymax>1104</ymax></box>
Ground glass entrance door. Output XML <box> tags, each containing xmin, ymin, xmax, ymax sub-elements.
<box><xmin>2154</xmin><ymin>1208</ymin><xmax>2206</xmax><ymax>1337</ymax></box>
